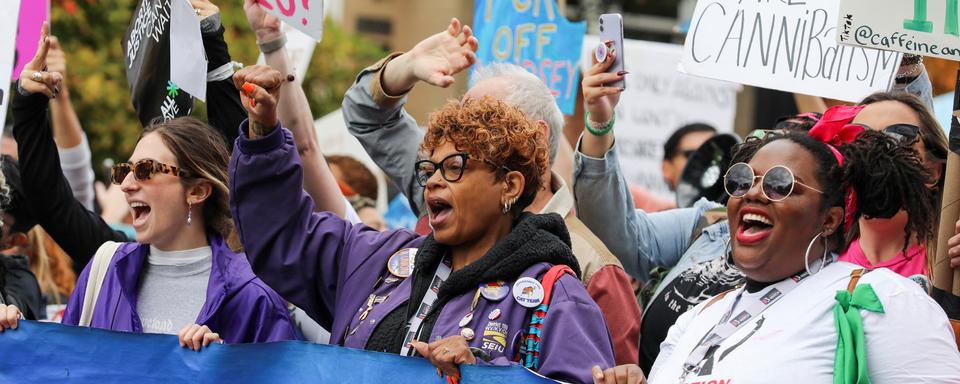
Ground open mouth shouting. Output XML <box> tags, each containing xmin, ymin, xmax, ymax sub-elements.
<box><xmin>426</xmin><ymin>196</ymin><xmax>454</xmax><ymax>229</ymax></box>
<box><xmin>737</xmin><ymin>207</ymin><xmax>774</xmax><ymax>245</ymax></box>
<box><xmin>129</xmin><ymin>201</ymin><xmax>152</xmax><ymax>230</ymax></box>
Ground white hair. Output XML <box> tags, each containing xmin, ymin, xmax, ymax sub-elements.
<box><xmin>471</xmin><ymin>63</ymin><xmax>564</xmax><ymax>163</ymax></box>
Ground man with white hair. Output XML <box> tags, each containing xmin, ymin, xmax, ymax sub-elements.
<box><xmin>341</xmin><ymin>18</ymin><xmax>640</xmax><ymax>365</ymax></box>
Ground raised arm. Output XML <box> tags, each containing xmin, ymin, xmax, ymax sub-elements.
<box><xmin>573</xmin><ymin>40</ymin><xmax>714</xmax><ymax>282</ymax></box>
<box><xmin>342</xmin><ymin>19</ymin><xmax>477</xmax><ymax>217</ymax></box>
<box><xmin>229</xmin><ymin>66</ymin><xmax>420</xmax><ymax>326</ymax></box>
<box><xmin>13</xmin><ymin>23</ymin><xmax>127</xmax><ymax>273</ymax></box>
<box><xmin>242</xmin><ymin>0</ymin><xmax>345</xmax><ymax>217</ymax></box>
<box><xmin>193</xmin><ymin>0</ymin><xmax>247</xmax><ymax>147</ymax></box>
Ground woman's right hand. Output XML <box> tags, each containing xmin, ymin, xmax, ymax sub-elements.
<box><xmin>0</xmin><ymin>304</ymin><xmax>22</xmax><ymax>332</ymax></box>
<box><xmin>18</xmin><ymin>21</ymin><xmax>63</xmax><ymax>99</ymax></box>
<box><xmin>233</xmin><ymin>65</ymin><xmax>284</xmax><ymax>138</ymax></box>
<box><xmin>592</xmin><ymin>365</ymin><xmax>646</xmax><ymax>384</ymax></box>
<box><xmin>582</xmin><ymin>40</ymin><xmax>626</xmax><ymax>125</ymax></box>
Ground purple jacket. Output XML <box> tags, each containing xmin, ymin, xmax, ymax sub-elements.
<box><xmin>229</xmin><ymin>124</ymin><xmax>615</xmax><ymax>383</ymax></box>
<box><xmin>62</xmin><ymin>235</ymin><xmax>298</xmax><ymax>344</ymax></box>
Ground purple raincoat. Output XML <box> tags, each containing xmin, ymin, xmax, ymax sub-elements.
<box><xmin>62</xmin><ymin>235</ymin><xmax>298</xmax><ymax>344</ymax></box>
<box><xmin>229</xmin><ymin>124</ymin><xmax>615</xmax><ymax>383</ymax></box>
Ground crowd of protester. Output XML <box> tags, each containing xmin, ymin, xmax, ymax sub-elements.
<box><xmin>0</xmin><ymin>1</ymin><xmax>959</xmax><ymax>383</ymax></box>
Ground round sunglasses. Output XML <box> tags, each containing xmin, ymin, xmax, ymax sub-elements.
<box><xmin>723</xmin><ymin>162</ymin><xmax>823</xmax><ymax>201</ymax></box>
<box><xmin>111</xmin><ymin>159</ymin><xmax>189</xmax><ymax>185</ymax></box>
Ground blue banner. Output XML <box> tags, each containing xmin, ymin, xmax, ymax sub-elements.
<box><xmin>472</xmin><ymin>0</ymin><xmax>586</xmax><ymax>115</ymax></box>
<box><xmin>0</xmin><ymin>321</ymin><xmax>557</xmax><ymax>383</ymax></box>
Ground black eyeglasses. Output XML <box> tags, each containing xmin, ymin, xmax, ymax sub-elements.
<box><xmin>111</xmin><ymin>159</ymin><xmax>189</xmax><ymax>185</ymax></box>
<box><xmin>415</xmin><ymin>153</ymin><xmax>508</xmax><ymax>187</ymax></box>
<box><xmin>723</xmin><ymin>162</ymin><xmax>823</xmax><ymax>202</ymax></box>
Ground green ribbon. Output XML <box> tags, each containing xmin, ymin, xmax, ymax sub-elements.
<box><xmin>833</xmin><ymin>283</ymin><xmax>885</xmax><ymax>384</ymax></box>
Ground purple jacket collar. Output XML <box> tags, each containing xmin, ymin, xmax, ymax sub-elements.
<box><xmin>63</xmin><ymin>235</ymin><xmax>297</xmax><ymax>343</ymax></box>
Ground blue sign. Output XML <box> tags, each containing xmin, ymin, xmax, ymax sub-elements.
<box><xmin>472</xmin><ymin>0</ymin><xmax>586</xmax><ymax>115</ymax></box>
<box><xmin>0</xmin><ymin>321</ymin><xmax>558</xmax><ymax>383</ymax></box>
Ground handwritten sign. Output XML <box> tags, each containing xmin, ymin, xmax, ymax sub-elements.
<box><xmin>838</xmin><ymin>0</ymin><xmax>960</xmax><ymax>60</ymax></box>
<box><xmin>256</xmin><ymin>0</ymin><xmax>324</xmax><ymax>41</ymax></box>
<box><xmin>0</xmin><ymin>0</ymin><xmax>21</xmax><ymax>135</ymax></box>
<box><xmin>11</xmin><ymin>0</ymin><xmax>46</xmax><ymax>81</ymax></box>
<box><xmin>680</xmin><ymin>0</ymin><xmax>901</xmax><ymax>103</ymax></box>
<box><xmin>472</xmin><ymin>0</ymin><xmax>586</xmax><ymax>115</ymax></box>
<box><xmin>582</xmin><ymin>36</ymin><xmax>739</xmax><ymax>201</ymax></box>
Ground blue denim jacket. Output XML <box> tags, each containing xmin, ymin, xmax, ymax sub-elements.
<box><xmin>572</xmin><ymin>139</ymin><xmax>729</xmax><ymax>287</ymax></box>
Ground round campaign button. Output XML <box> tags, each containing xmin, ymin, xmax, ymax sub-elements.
<box><xmin>387</xmin><ymin>248</ymin><xmax>417</xmax><ymax>278</ymax></box>
<box><xmin>512</xmin><ymin>277</ymin><xmax>544</xmax><ymax>308</ymax></box>
<box><xmin>480</xmin><ymin>281</ymin><xmax>510</xmax><ymax>302</ymax></box>
<box><xmin>460</xmin><ymin>328</ymin><xmax>475</xmax><ymax>341</ymax></box>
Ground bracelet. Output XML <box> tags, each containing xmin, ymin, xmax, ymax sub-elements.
<box><xmin>258</xmin><ymin>34</ymin><xmax>287</xmax><ymax>54</ymax></box>
<box><xmin>585</xmin><ymin>111</ymin><xmax>615</xmax><ymax>136</ymax></box>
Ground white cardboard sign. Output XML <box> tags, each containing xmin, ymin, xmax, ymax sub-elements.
<box><xmin>170</xmin><ymin>0</ymin><xmax>207</xmax><ymax>101</ymax></box>
<box><xmin>582</xmin><ymin>36</ymin><xmax>739</xmax><ymax>202</ymax></box>
<box><xmin>256</xmin><ymin>0</ymin><xmax>324</xmax><ymax>41</ymax></box>
<box><xmin>680</xmin><ymin>0</ymin><xmax>901</xmax><ymax>103</ymax></box>
<box><xmin>837</xmin><ymin>0</ymin><xmax>960</xmax><ymax>61</ymax></box>
<box><xmin>0</xmin><ymin>0</ymin><xmax>21</xmax><ymax>135</ymax></box>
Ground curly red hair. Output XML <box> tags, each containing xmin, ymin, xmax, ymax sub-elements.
<box><xmin>422</xmin><ymin>97</ymin><xmax>548</xmax><ymax>213</ymax></box>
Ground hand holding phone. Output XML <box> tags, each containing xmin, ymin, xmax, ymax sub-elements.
<box><xmin>597</xmin><ymin>13</ymin><xmax>625</xmax><ymax>89</ymax></box>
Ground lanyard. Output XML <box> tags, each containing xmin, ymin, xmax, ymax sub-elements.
<box><xmin>400</xmin><ymin>257</ymin><xmax>452</xmax><ymax>357</ymax></box>
<box><xmin>678</xmin><ymin>257</ymin><xmax>830</xmax><ymax>383</ymax></box>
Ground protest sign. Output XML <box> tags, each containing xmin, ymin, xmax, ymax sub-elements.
<box><xmin>123</xmin><ymin>0</ymin><xmax>194</xmax><ymax>125</ymax></box>
<box><xmin>11</xmin><ymin>0</ymin><xmax>46</xmax><ymax>81</ymax></box>
<box><xmin>0</xmin><ymin>321</ymin><xmax>557</xmax><ymax>383</ymax></box>
<box><xmin>837</xmin><ymin>0</ymin><xmax>960</xmax><ymax>60</ymax></box>
<box><xmin>0</xmin><ymin>0</ymin><xmax>21</xmax><ymax>135</ymax></box>
<box><xmin>582</xmin><ymin>36</ymin><xmax>739</xmax><ymax>202</ymax></box>
<box><xmin>472</xmin><ymin>0</ymin><xmax>586</xmax><ymax>115</ymax></box>
<box><xmin>170</xmin><ymin>0</ymin><xmax>207</xmax><ymax>101</ymax></box>
<box><xmin>256</xmin><ymin>0</ymin><xmax>324</xmax><ymax>41</ymax></box>
<box><xmin>680</xmin><ymin>0</ymin><xmax>900</xmax><ymax>103</ymax></box>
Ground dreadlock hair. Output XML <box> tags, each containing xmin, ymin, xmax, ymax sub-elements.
<box><xmin>841</xmin><ymin>131</ymin><xmax>937</xmax><ymax>252</ymax></box>
<box><xmin>730</xmin><ymin>130</ymin><xmax>935</xmax><ymax>254</ymax></box>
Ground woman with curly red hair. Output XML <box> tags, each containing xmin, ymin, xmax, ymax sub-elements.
<box><xmin>229</xmin><ymin>65</ymin><xmax>614</xmax><ymax>384</ymax></box>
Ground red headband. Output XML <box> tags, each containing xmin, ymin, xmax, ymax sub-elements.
<box><xmin>807</xmin><ymin>105</ymin><xmax>866</xmax><ymax>233</ymax></box>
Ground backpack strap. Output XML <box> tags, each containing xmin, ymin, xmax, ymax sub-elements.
<box><xmin>699</xmin><ymin>288</ymin><xmax>736</xmax><ymax>314</ymax></box>
<box><xmin>518</xmin><ymin>265</ymin><xmax>576</xmax><ymax>370</ymax></box>
<box><xmin>846</xmin><ymin>268</ymin><xmax>867</xmax><ymax>294</ymax></box>
<box><xmin>79</xmin><ymin>241</ymin><xmax>121</xmax><ymax>327</ymax></box>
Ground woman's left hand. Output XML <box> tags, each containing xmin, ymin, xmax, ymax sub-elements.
<box><xmin>411</xmin><ymin>335</ymin><xmax>476</xmax><ymax>380</ymax></box>
<box><xmin>592</xmin><ymin>365</ymin><xmax>646</xmax><ymax>384</ymax></box>
<box><xmin>233</xmin><ymin>65</ymin><xmax>284</xmax><ymax>137</ymax></box>
<box><xmin>178</xmin><ymin>323</ymin><xmax>221</xmax><ymax>351</ymax></box>
<box><xmin>0</xmin><ymin>304</ymin><xmax>22</xmax><ymax>332</ymax></box>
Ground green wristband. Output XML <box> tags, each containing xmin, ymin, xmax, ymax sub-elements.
<box><xmin>585</xmin><ymin>111</ymin><xmax>615</xmax><ymax>136</ymax></box>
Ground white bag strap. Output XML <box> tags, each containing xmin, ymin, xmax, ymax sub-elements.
<box><xmin>78</xmin><ymin>241</ymin><xmax>121</xmax><ymax>327</ymax></box>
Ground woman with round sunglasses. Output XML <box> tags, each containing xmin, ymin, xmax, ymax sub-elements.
<box><xmin>9</xmin><ymin>26</ymin><xmax>297</xmax><ymax>349</ymax></box>
<box><xmin>637</xmin><ymin>131</ymin><xmax>960</xmax><ymax>383</ymax></box>
<box><xmin>229</xmin><ymin>69</ymin><xmax>615</xmax><ymax>382</ymax></box>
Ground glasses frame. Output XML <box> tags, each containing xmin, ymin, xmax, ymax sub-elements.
<box><xmin>111</xmin><ymin>159</ymin><xmax>188</xmax><ymax>185</ymax></box>
<box><xmin>723</xmin><ymin>162</ymin><xmax>824</xmax><ymax>202</ymax></box>
<box><xmin>415</xmin><ymin>153</ymin><xmax>508</xmax><ymax>187</ymax></box>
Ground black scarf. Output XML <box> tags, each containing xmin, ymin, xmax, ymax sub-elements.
<box><xmin>367</xmin><ymin>212</ymin><xmax>580</xmax><ymax>353</ymax></box>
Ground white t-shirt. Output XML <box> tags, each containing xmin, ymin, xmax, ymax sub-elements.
<box><xmin>648</xmin><ymin>261</ymin><xmax>960</xmax><ymax>384</ymax></box>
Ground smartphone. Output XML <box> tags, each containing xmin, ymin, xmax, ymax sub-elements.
<box><xmin>598</xmin><ymin>13</ymin><xmax>625</xmax><ymax>89</ymax></box>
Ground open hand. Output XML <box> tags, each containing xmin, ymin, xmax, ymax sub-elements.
<box><xmin>178</xmin><ymin>323</ymin><xmax>222</xmax><ymax>351</ymax></box>
<box><xmin>18</xmin><ymin>22</ymin><xmax>63</xmax><ymax>99</ymax></box>
<box><xmin>411</xmin><ymin>335</ymin><xmax>477</xmax><ymax>380</ymax></box>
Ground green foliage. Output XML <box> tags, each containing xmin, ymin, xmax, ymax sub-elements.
<box><xmin>49</xmin><ymin>0</ymin><xmax>386</xmax><ymax>169</ymax></box>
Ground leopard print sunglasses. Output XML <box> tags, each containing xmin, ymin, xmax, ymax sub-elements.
<box><xmin>111</xmin><ymin>159</ymin><xmax>189</xmax><ymax>185</ymax></box>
